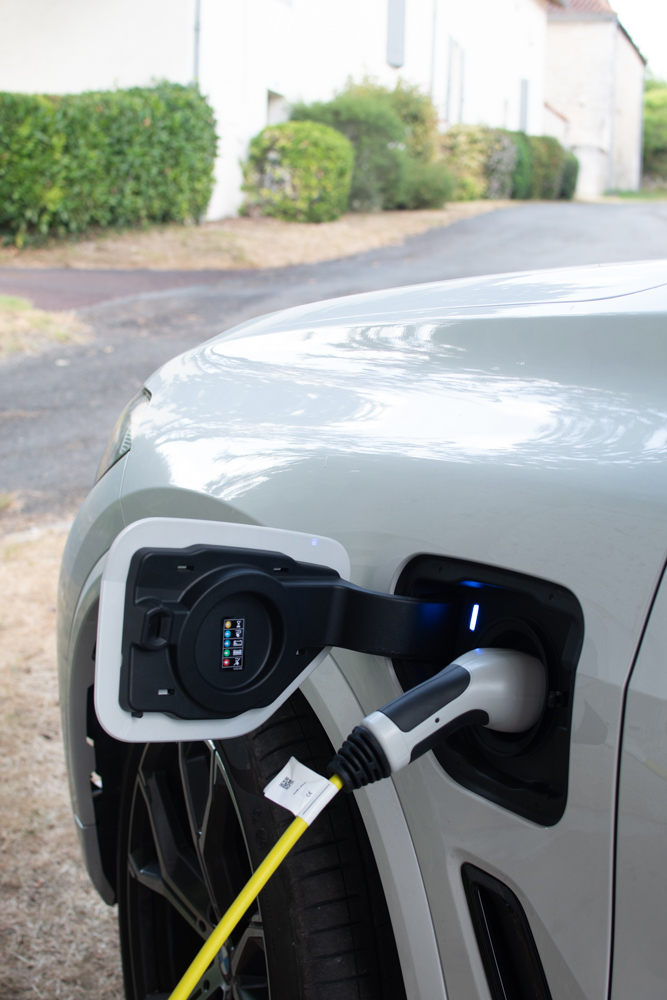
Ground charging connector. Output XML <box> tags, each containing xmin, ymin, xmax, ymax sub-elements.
<box><xmin>328</xmin><ymin>648</ymin><xmax>546</xmax><ymax>790</ymax></box>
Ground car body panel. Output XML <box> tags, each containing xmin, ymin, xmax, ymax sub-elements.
<box><xmin>58</xmin><ymin>261</ymin><xmax>667</xmax><ymax>1000</ymax></box>
<box><xmin>612</xmin><ymin>567</ymin><xmax>667</xmax><ymax>998</ymax></box>
<box><xmin>57</xmin><ymin>457</ymin><xmax>126</xmax><ymax>823</ymax></box>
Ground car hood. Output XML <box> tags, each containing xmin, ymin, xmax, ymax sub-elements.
<box><xmin>121</xmin><ymin>261</ymin><xmax>667</xmax><ymax>691</ymax></box>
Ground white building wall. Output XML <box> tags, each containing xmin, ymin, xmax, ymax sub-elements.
<box><xmin>544</xmin><ymin>103</ymin><xmax>569</xmax><ymax>145</ymax></box>
<box><xmin>545</xmin><ymin>15</ymin><xmax>644</xmax><ymax>197</ymax></box>
<box><xmin>199</xmin><ymin>0</ymin><xmax>439</xmax><ymax>218</ymax></box>
<box><xmin>0</xmin><ymin>0</ymin><xmax>552</xmax><ymax>218</ymax></box>
<box><xmin>545</xmin><ymin>18</ymin><xmax>616</xmax><ymax>197</ymax></box>
<box><xmin>439</xmin><ymin>0</ymin><xmax>548</xmax><ymax>136</ymax></box>
<box><xmin>0</xmin><ymin>0</ymin><xmax>194</xmax><ymax>94</ymax></box>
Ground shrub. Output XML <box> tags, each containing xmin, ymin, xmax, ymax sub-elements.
<box><xmin>528</xmin><ymin>136</ymin><xmax>566</xmax><ymax>199</ymax></box>
<box><xmin>343</xmin><ymin>78</ymin><xmax>440</xmax><ymax>162</ymax></box>
<box><xmin>438</xmin><ymin>125</ymin><xmax>489</xmax><ymax>199</ymax></box>
<box><xmin>511</xmin><ymin>131</ymin><xmax>534</xmax><ymax>199</ymax></box>
<box><xmin>486</xmin><ymin>131</ymin><xmax>519</xmax><ymax>198</ymax></box>
<box><xmin>439</xmin><ymin>124</ymin><xmax>575</xmax><ymax>202</ymax></box>
<box><xmin>439</xmin><ymin>125</ymin><xmax>517</xmax><ymax>200</ymax></box>
<box><xmin>559</xmin><ymin>152</ymin><xmax>579</xmax><ymax>199</ymax></box>
<box><xmin>291</xmin><ymin>91</ymin><xmax>405</xmax><ymax>211</ymax></box>
<box><xmin>643</xmin><ymin>86</ymin><xmax>667</xmax><ymax>179</ymax></box>
<box><xmin>241</xmin><ymin>121</ymin><xmax>354</xmax><ymax>222</ymax></box>
<box><xmin>292</xmin><ymin>81</ymin><xmax>450</xmax><ymax>212</ymax></box>
<box><xmin>0</xmin><ymin>83</ymin><xmax>217</xmax><ymax>242</ymax></box>
<box><xmin>393</xmin><ymin>157</ymin><xmax>455</xmax><ymax>209</ymax></box>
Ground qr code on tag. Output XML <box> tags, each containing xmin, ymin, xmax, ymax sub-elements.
<box><xmin>279</xmin><ymin>776</ymin><xmax>295</xmax><ymax>791</ymax></box>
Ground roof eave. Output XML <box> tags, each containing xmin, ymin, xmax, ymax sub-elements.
<box><xmin>547</xmin><ymin>7</ymin><xmax>647</xmax><ymax>63</ymax></box>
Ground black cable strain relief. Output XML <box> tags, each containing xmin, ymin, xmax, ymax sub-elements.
<box><xmin>327</xmin><ymin>725</ymin><xmax>392</xmax><ymax>791</ymax></box>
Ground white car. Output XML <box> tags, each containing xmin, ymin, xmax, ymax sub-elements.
<box><xmin>58</xmin><ymin>260</ymin><xmax>667</xmax><ymax>1000</ymax></box>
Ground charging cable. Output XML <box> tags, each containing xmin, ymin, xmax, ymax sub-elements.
<box><xmin>167</xmin><ymin>772</ymin><xmax>344</xmax><ymax>1000</ymax></box>
<box><xmin>167</xmin><ymin>648</ymin><xmax>545</xmax><ymax>1000</ymax></box>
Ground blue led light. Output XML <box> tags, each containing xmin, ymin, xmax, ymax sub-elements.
<box><xmin>224</xmin><ymin>630</ymin><xmax>231</xmax><ymax>638</ymax></box>
<box><xmin>419</xmin><ymin>602</ymin><xmax>448</xmax><ymax>623</ymax></box>
<box><xmin>469</xmin><ymin>604</ymin><xmax>480</xmax><ymax>631</ymax></box>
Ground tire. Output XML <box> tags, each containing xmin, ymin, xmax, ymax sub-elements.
<box><xmin>117</xmin><ymin>690</ymin><xmax>407</xmax><ymax>1000</ymax></box>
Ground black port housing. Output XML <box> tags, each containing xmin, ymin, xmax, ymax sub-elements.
<box><xmin>393</xmin><ymin>554</ymin><xmax>583</xmax><ymax>825</ymax></box>
<box><xmin>462</xmin><ymin>864</ymin><xmax>552</xmax><ymax>1000</ymax></box>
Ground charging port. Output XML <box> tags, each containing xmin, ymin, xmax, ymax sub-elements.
<box><xmin>393</xmin><ymin>554</ymin><xmax>583</xmax><ymax>824</ymax></box>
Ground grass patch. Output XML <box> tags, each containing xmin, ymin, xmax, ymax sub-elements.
<box><xmin>0</xmin><ymin>493</ymin><xmax>15</xmax><ymax>513</ymax></box>
<box><xmin>0</xmin><ymin>294</ymin><xmax>90</xmax><ymax>361</ymax></box>
<box><xmin>608</xmin><ymin>189</ymin><xmax>667</xmax><ymax>200</ymax></box>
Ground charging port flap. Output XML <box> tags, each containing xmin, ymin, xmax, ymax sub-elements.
<box><xmin>95</xmin><ymin>518</ymin><xmax>350</xmax><ymax>743</ymax></box>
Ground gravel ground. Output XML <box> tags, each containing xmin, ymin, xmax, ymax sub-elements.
<box><xmin>0</xmin><ymin>202</ymin><xmax>508</xmax><ymax>272</ymax></box>
<box><xmin>0</xmin><ymin>525</ymin><xmax>123</xmax><ymax>999</ymax></box>
<box><xmin>0</xmin><ymin>296</ymin><xmax>90</xmax><ymax>361</ymax></box>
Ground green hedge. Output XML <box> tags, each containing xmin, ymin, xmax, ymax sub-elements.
<box><xmin>643</xmin><ymin>84</ymin><xmax>667</xmax><ymax>179</ymax></box>
<box><xmin>0</xmin><ymin>83</ymin><xmax>217</xmax><ymax>242</ymax></box>
<box><xmin>439</xmin><ymin>125</ymin><xmax>518</xmax><ymax>200</ymax></box>
<box><xmin>393</xmin><ymin>157</ymin><xmax>455</xmax><ymax>209</ymax></box>
<box><xmin>559</xmin><ymin>152</ymin><xmax>579</xmax><ymax>199</ymax></box>
<box><xmin>241</xmin><ymin>121</ymin><xmax>354</xmax><ymax>222</ymax></box>
<box><xmin>291</xmin><ymin>83</ymin><xmax>453</xmax><ymax>212</ymax></box>
<box><xmin>439</xmin><ymin>124</ymin><xmax>577</xmax><ymax>201</ymax></box>
<box><xmin>511</xmin><ymin>132</ymin><xmax>533</xmax><ymax>199</ymax></box>
<box><xmin>291</xmin><ymin>91</ymin><xmax>406</xmax><ymax>212</ymax></box>
<box><xmin>528</xmin><ymin>136</ymin><xmax>566</xmax><ymax>199</ymax></box>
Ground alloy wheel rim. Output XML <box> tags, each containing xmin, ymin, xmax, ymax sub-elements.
<box><xmin>125</xmin><ymin>740</ymin><xmax>270</xmax><ymax>1000</ymax></box>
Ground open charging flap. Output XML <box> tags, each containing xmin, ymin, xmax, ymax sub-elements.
<box><xmin>95</xmin><ymin>517</ymin><xmax>463</xmax><ymax>744</ymax></box>
<box><xmin>95</xmin><ymin>518</ymin><xmax>351</xmax><ymax>742</ymax></box>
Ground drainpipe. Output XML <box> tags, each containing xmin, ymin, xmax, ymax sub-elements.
<box><xmin>607</xmin><ymin>17</ymin><xmax>618</xmax><ymax>193</ymax></box>
<box><xmin>194</xmin><ymin>0</ymin><xmax>201</xmax><ymax>85</ymax></box>
<box><xmin>638</xmin><ymin>65</ymin><xmax>646</xmax><ymax>190</ymax></box>
<box><xmin>430</xmin><ymin>0</ymin><xmax>438</xmax><ymax>98</ymax></box>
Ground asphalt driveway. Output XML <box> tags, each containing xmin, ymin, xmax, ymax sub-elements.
<box><xmin>2</xmin><ymin>200</ymin><xmax>667</xmax><ymax>525</ymax></box>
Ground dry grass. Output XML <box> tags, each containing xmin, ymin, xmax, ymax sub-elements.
<box><xmin>0</xmin><ymin>525</ymin><xmax>124</xmax><ymax>999</ymax></box>
<box><xmin>0</xmin><ymin>296</ymin><xmax>90</xmax><ymax>362</ymax></box>
<box><xmin>0</xmin><ymin>201</ymin><xmax>510</xmax><ymax>271</ymax></box>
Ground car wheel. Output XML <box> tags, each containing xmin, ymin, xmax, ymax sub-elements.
<box><xmin>117</xmin><ymin>690</ymin><xmax>406</xmax><ymax>1000</ymax></box>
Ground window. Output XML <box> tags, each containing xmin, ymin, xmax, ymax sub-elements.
<box><xmin>520</xmin><ymin>79</ymin><xmax>529</xmax><ymax>132</ymax></box>
<box><xmin>267</xmin><ymin>91</ymin><xmax>289</xmax><ymax>126</ymax></box>
<box><xmin>387</xmin><ymin>0</ymin><xmax>406</xmax><ymax>68</ymax></box>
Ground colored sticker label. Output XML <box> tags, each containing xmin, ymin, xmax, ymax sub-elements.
<box><xmin>222</xmin><ymin>618</ymin><xmax>244</xmax><ymax>670</ymax></box>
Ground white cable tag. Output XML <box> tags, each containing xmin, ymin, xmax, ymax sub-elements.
<box><xmin>263</xmin><ymin>757</ymin><xmax>339</xmax><ymax>825</ymax></box>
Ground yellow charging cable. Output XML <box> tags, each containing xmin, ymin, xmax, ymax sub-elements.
<box><xmin>168</xmin><ymin>772</ymin><xmax>344</xmax><ymax>1000</ymax></box>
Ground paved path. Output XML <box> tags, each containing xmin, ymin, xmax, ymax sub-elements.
<box><xmin>0</xmin><ymin>268</ymin><xmax>233</xmax><ymax>311</ymax></box>
<box><xmin>2</xmin><ymin>201</ymin><xmax>667</xmax><ymax>525</ymax></box>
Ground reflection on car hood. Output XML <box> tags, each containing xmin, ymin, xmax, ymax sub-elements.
<box><xmin>123</xmin><ymin>261</ymin><xmax>667</xmax><ymax>665</ymax></box>
<box><xmin>214</xmin><ymin>259</ymin><xmax>667</xmax><ymax>338</ymax></box>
